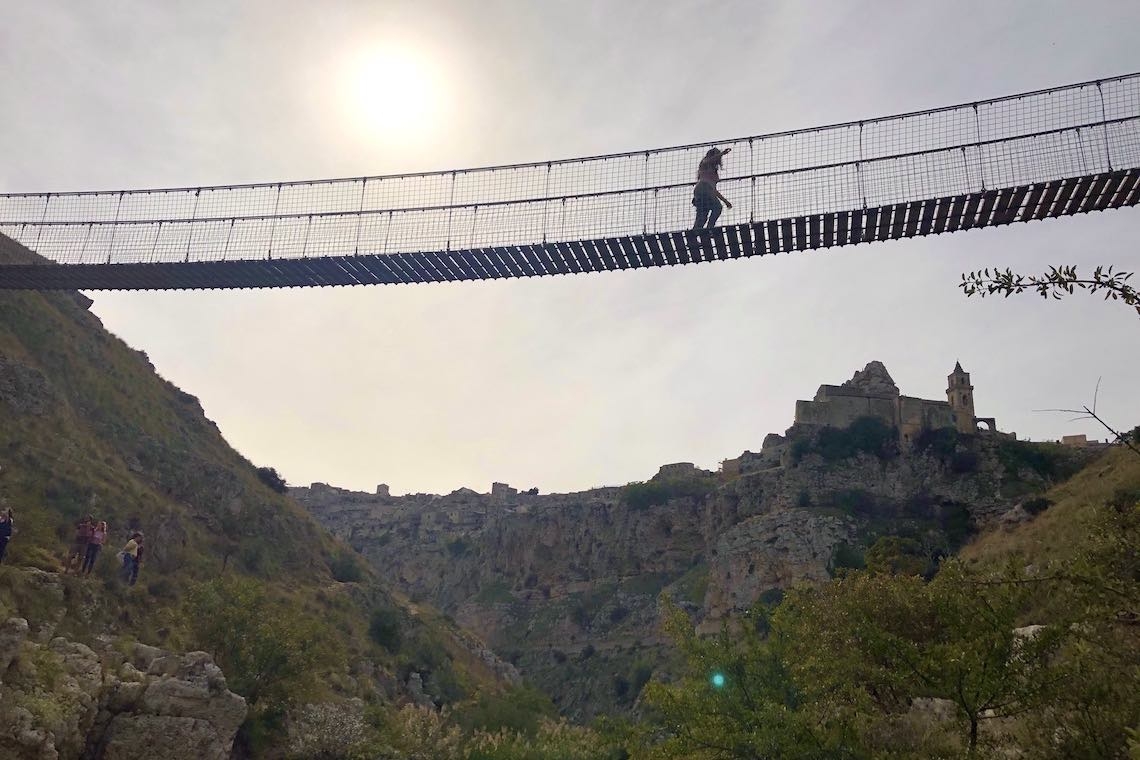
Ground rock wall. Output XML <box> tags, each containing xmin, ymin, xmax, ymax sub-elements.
<box><xmin>294</xmin><ymin>434</ymin><xmax>1059</xmax><ymax>719</ymax></box>
<box><xmin>0</xmin><ymin>615</ymin><xmax>246</xmax><ymax>760</ymax></box>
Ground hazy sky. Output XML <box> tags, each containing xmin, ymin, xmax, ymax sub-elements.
<box><xmin>2</xmin><ymin>1</ymin><xmax>1138</xmax><ymax>495</ymax></box>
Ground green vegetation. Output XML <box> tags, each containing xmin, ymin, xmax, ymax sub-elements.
<box><xmin>671</xmin><ymin>563</ymin><xmax>709</xmax><ymax>606</ymax></box>
<box><xmin>828</xmin><ymin>542</ymin><xmax>865</xmax><ymax>575</ymax></box>
<box><xmin>791</xmin><ymin>416</ymin><xmax>898</xmax><ymax>464</ymax></box>
<box><xmin>995</xmin><ymin>438</ymin><xmax>1083</xmax><ymax>481</ymax></box>
<box><xmin>448</xmin><ymin>537</ymin><xmax>473</xmax><ymax>558</ymax></box>
<box><xmin>453</xmin><ymin>684</ymin><xmax>558</xmax><ymax>737</ymax></box>
<box><xmin>187</xmin><ymin>576</ymin><xmax>341</xmax><ymax>711</ymax></box>
<box><xmin>329</xmin><ymin>550</ymin><xmax>364</xmax><ymax>582</ymax></box>
<box><xmin>863</xmin><ymin>535</ymin><xmax>928</xmax><ymax>576</ymax></box>
<box><xmin>368</xmin><ymin>606</ymin><xmax>403</xmax><ymax>654</ymax></box>
<box><xmin>621</xmin><ymin>449</ymin><xmax>1140</xmax><ymax>759</ymax></box>
<box><xmin>475</xmin><ymin>580</ymin><xmax>515</xmax><ymax>605</ymax></box>
<box><xmin>255</xmin><ymin>466</ymin><xmax>288</xmax><ymax>493</ymax></box>
<box><xmin>620</xmin><ymin>473</ymin><xmax>715</xmax><ymax>510</ymax></box>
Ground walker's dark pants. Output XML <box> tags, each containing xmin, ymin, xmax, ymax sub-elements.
<box><xmin>692</xmin><ymin>188</ymin><xmax>723</xmax><ymax>229</ymax></box>
<box><xmin>121</xmin><ymin>554</ymin><xmax>137</xmax><ymax>584</ymax></box>
<box><xmin>82</xmin><ymin>543</ymin><xmax>101</xmax><ymax>574</ymax></box>
<box><xmin>0</xmin><ymin>537</ymin><xmax>8</xmax><ymax>564</ymax></box>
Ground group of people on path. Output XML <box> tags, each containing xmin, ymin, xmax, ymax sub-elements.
<box><xmin>65</xmin><ymin>515</ymin><xmax>144</xmax><ymax>585</ymax></box>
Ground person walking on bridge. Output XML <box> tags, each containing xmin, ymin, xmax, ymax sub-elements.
<box><xmin>691</xmin><ymin>147</ymin><xmax>733</xmax><ymax>230</ymax></box>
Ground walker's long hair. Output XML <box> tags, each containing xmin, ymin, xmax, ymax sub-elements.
<box><xmin>700</xmin><ymin>148</ymin><xmax>724</xmax><ymax>171</ymax></box>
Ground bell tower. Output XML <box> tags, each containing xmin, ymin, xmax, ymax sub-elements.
<box><xmin>947</xmin><ymin>361</ymin><xmax>976</xmax><ymax>434</ymax></box>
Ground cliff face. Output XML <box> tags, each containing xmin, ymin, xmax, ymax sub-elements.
<box><xmin>296</xmin><ymin>432</ymin><xmax>1083</xmax><ymax>720</ymax></box>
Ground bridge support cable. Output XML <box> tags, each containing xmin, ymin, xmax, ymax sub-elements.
<box><xmin>2</xmin><ymin>73</ymin><xmax>1140</xmax><ymax>290</ymax></box>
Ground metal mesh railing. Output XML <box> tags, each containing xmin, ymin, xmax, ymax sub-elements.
<box><xmin>2</xmin><ymin>73</ymin><xmax>1139</xmax><ymax>266</ymax></box>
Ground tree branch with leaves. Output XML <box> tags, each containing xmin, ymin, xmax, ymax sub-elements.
<box><xmin>960</xmin><ymin>265</ymin><xmax>1139</xmax><ymax>318</ymax></box>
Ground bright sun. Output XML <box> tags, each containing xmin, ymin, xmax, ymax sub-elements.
<box><xmin>347</xmin><ymin>45</ymin><xmax>444</xmax><ymax>142</ymax></box>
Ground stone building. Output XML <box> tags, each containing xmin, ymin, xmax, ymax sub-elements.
<box><xmin>657</xmin><ymin>462</ymin><xmax>698</xmax><ymax>479</ymax></box>
<box><xmin>793</xmin><ymin>360</ymin><xmax>1002</xmax><ymax>445</ymax></box>
<box><xmin>491</xmin><ymin>482</ymin><xmax>518</xmax><ymax>500</ymax></box>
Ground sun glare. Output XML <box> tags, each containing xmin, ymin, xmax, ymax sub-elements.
<box><xmin>346</xmin><ymin>45</ymin><xmax>445</xmax><ymax>143</ymax></box>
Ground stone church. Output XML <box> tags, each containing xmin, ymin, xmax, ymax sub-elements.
<box><xmin>792</xmin><ymin>360</ymin><xmax>1001</xmax><ymax>446</ymax></box>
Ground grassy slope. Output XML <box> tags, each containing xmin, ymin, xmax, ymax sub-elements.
<box><xmin>0</xmin><ymin>233</ymin><xmax>504</xmax><ymax>697</ymax></box>
<box><xmin>960</xmin><ymin>445</ymin><xmax>1140</xmax><ymax>567</ymax></box>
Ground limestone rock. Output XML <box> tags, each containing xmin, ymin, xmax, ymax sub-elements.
<box><xmin>99</xmin><ymin>715</ymin><xmax>231</xmax><ymax>760</ymax></box>
<box><xmin>0</xmin><ymin>617</ymin><xmax>29</xmax><ymax>680</ymax></box>
<box><xmin>406</xmin><ymin>672</ymin><xmax>434</xmax><ymax>708</ymax></box>
<box><xmin>130</xmin><ymin>643</ymin><xmax>164</xmax><ymax>672</ymax></box>
<box><xmin>704</xmin><ymin>509</ymin><xmax>852</xmax><ymax>621</ymax></box>
<box><xmin>140</xmin><ymin>677</ymin><xmax>247</xmax><ymax>742</ymax></box>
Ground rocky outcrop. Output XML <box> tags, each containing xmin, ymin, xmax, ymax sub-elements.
<box><xmin>842</xmin><ymin>360</ymin><xmax>900</xmax><ymax>396</ymax></box>
<box><xmin>296</xmin><ymin>430</ymin><xmax>1082</xmax><ymax>719</ymax></box>
<box><xmin>0</xmin><ymin>619</ymin><xmax>247</xmax><ymax>760</ymax></box>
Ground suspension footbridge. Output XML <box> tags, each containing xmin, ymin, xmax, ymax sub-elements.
<box><xmin>2</xmin><ymin>73</ymin><xmax>1138</xmax><ymax>291</ymax></box>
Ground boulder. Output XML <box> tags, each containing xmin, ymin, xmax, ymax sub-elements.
<box><xmin>0</xmin><ymin>617</ymin><xmax>29</xmax><ymax>680</ymax></box>
<box><xmin>99</xmin><ymin>715</ymin><xmax>232</xmax><ymax>760</ymax></box>
<box><xmin>130</xmin><ymin>643</ymin><xmax>165</xmax><ymax>673</ymax></box>
<box><xmin>140</xmin><ymin>676</ymin><xmax>247</xmax><ymax>740</ymax></box>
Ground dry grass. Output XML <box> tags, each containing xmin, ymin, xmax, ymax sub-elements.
<box><xmin>960</xmin><ymin>445</ymin><xmax>1140</xmax><ymax>567</ymax></box>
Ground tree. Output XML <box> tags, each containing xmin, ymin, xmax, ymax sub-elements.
<box><xmin>864</xmin><ymin>535</ymin><xmax>928</xmax><ymax>577</ymax></box>
<box><xmin>187</xmin><ymin>577</ymin><xmax>341</xmax><ymax>711</ymax></box>
<box><xmin>960</xmin><ymin>265</ymin><xmax>1139</xmax><ymax>318</ymax></box>
<box><xmin>776</xmin><ymin>560</ymin><xmax>1069</xmax><ymax>755</ymax></box>
<box><xmin>629</xmin><ymin>599</ymin><xmax>857</xmax><ymax>759</ymax></box>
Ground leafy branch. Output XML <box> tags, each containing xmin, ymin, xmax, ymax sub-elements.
<box><xmin>960</xmin><ymin>265</ymin><xmax>1139</xmax><ymax>318</ymax></box>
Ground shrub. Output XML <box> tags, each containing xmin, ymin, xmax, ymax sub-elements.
<box><xmin>914</xmin><ymin>427</ymin><xmax>960</xmax><ymax>459</ymax></box>
<box><xmin>829</xmin><ymin>542</ymin><xmax>865</xmax><ymax>576</ymax></box>
<box><xmin>453</xmin><ymin>684</ymin><xmax>556</xmax><ymax>737</ymax></box>
<box><xmin>996</xmin><ymin>440</ymin><xmax>1081</xmax><ymax>481</ymax></box>
<box><xmin>758</xmin><ymin>587</ymin><xmax>785</xmax><ymax>607</ymax></box>
<box><xmin>795</xmin><ymin>490</ymin><xmax>812</xmax><ymax>508</ymax></box>
<box><xmin>620</xmin><ymin>475</ymin><xmax>714</xmax><ymax>510</ymax></box>
<box><xmin>609</xmin><ymin>605</ymin><xmax>630</xmax><ymax>624</ymax></box>
<box><xmin>578</xmin><ymin>644</ymin><xmax>596</xmax><ymax>661</ymax></box>
<box><xmin>146</xmin><ymin>578</ymin><xmax>177</xmax><ymax>601</ymax></box>
<box><xmin>940</xmin><ymin>501</ymin><xmax>975</xmax><ymax>548</ymax></box>
<box><xmin>447</xmin><ymin>538</ymin><xmax>471</xmax><ymax>558</ymax></box>
<box><xmin>865</xmin><ymin>535</ymin><xmax>928</xmax><ymax>576</ymax></box>
<box><xmin>368</xmin><ymin>608</ymin><xmax>402</xmax><ymax>653</ymax></box>
<box><xmin>834</xmin><ymin>489</ymin><xmax>877</xmax><ymax>517</ymax></box>
<box><xmin>329</xmin><ymin>552</ymin><xmax>363</xmax><ymax>583</ymax></box>
<box><xmin>1108</xmin><ymin>486</ymin><xmax>1140</xmax><ymax>511</ymax></box>
<box><xmin>1022</xmin><ymin>496</ymin><xmax>1052</xmax><ymax>515</ymax></box>
<box><xmin>950</xmin><ymin>449</ymin><xmax>980</xmax><ymax>473</ymax></box>
<box><xmin>187</xmin><ymin>577</ymin><xmax>341</xmax><ymax>710</ymax></box>
<box><xmin>286</xmin><ymin>702</ymin><xmax>375</xmax><ymax>760</ymax></box>
<box><xmin>631</xmin><ymin>662</ymin><xmax>654</xmax><ymax>697</ymax></box>
<box><xmin>256</xmin><ymin>466</ymin><xmax>288</xmax><ymax>494</ymax></box>
<box><xmin>793</xmin><ymin>416</ymin><xmax>899</xmax><ymax>464</ymax></box>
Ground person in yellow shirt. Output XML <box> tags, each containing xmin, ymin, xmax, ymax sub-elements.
<box><xmin>120</xmin><ymin>532</ymin><xmax>143</xmax><ymax>586</ymax></box>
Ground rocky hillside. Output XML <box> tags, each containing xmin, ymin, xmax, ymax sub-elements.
<box><xmin>296</xmin><ymin>389</ymin><xmax>1091</xmax><ymax>720</ymax></box>
<box><xmin>0</xmin><ymin>233</ymin><xmax>513</xmax><ymax>758</ymax></box>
